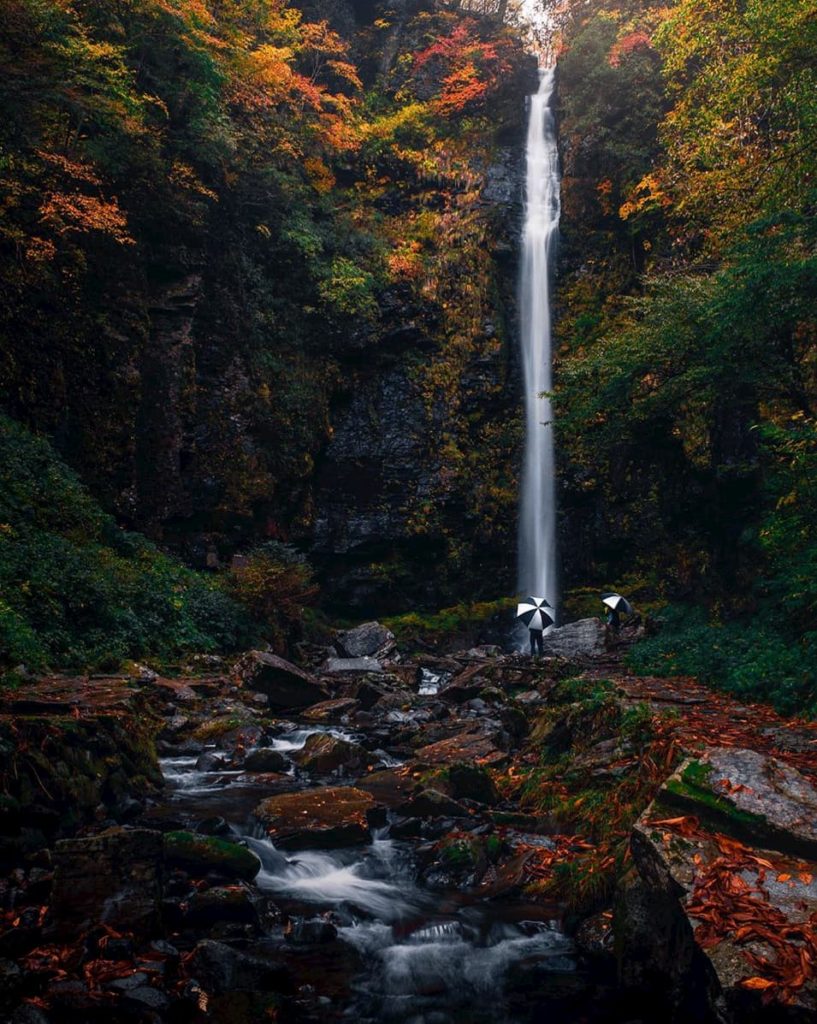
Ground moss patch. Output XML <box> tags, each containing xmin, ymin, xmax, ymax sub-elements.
<box><xmin>662</xmin><ymin>759</ymin><xmax>770</xmax><ymax>833</ymax></box>
<box><xmin>164</xmin><ymin>831</ymin><xmax>261</xmax><ymax>881</ymax></box>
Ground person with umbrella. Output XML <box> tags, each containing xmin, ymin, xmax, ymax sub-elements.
<box><xmin>516</xmin><ymin>597</ymin><xmax>554</xmax><ymax>658</ymax></box>
<box><xmin>601</xmin><ymin>592</ymin><xmax>633</xmax><ymax>635</ymax></box>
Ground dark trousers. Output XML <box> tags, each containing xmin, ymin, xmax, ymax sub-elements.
<box><xmin>529</xmin><ymin>629</ymin><xmax>544</xmax><ymax>657</ymax></box>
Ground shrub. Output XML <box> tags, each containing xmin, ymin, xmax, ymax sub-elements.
<box><xmin>627</xmin><ymin>604</ymin><xmax>817</xmax><ymax>716</ymax></box>
<box><xmin>0</xmin><ymin>414</ymin><xmax>255</xmax><ymax>671</ymax></box>
<box><xmin>226</xmin><ymin>542</ymin><xmax>318</xmax><ymax>651</ymax></box>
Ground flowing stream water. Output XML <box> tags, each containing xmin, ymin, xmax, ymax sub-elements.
<box><xmin>518</xmin><ymin>67</ymin><xmax>561</xmax><ymax>614</ymax></box>
<box><xmin>156</xmin><ymin>724</ymin><xmax>599</xmax><ymax>1024</ymax></box>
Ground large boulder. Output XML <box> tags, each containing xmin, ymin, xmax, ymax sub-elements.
<box><xmin>164</xmin><ymin>831</ymin><xmax>260</xmax><ymax>881</ymax></box>
<box><xmin>660</xmin><ymin>748</ymin><xmax>817</xmax><ymax>859</ymax></box>
<box><xmin>254</xmin><ymin>787</ymin><xmax>379</xmax><ymax>849</ymax></box>
<box><xmin>335</xmin><ymin>622</ymin><xmax>396</xmax><ymax>660</ymax></box>
<box><xmin>618</xmin><ymin>748</ymin><xmax>817</xmax><ymax>1021</ymax></box>
<box><xmin>235</xmin><ymin>652</ymin><xmax>328</xmax><ymax>709</ymax></box>
<box><xmin>540</xmin><ymin>618</ymin><xmax>606</xmax><ymax>659</ymax></box>
<box><xmin>50</xmin><ymin>828</ymin><xmax>162</xmax><ymax>941</ymax></box>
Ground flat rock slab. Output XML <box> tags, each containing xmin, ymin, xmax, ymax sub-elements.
<box><xmin>663</xmin><ymin>748</ymin><xmax>817</xmax><ymax>859</ymax></box>
<box><xmin>254</xmin><ymin>786</ymin><xmax>379</xmax><ymax>849</ymax></box>
<box><xmin>540</xmin><ymin>618</ymin><xmax>606</xmax><ymax>659</ymax></box>
<box><xmin>302</xmin><ymin>698</ymin><xmax>361</xmax><ymax>722</ymax></box>
<box><xmin>236</xmin><ymin>652</ymin><xmax>328</xmax><ymax>709</ymax></box>
<box><xmin>322</xmin><ymin>657</ymin><xmax>384</xmax><ymax>674</ymax></box>
<box><xmin>355</xmin><ymin>768</ymin><xmax>420</xmax><ymax>809</ymax></box>
<box><xmin>414</xmin><ymin>729</ymin><xmax>508</xmax><ymax>768</ymax></box>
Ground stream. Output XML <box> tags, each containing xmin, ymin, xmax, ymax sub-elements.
<box><xmin>157</xmin><ymin>722</ymin><xmax>599</xmax><ymax>1024</ymax></box>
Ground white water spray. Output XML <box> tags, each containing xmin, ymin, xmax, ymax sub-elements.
<box><xmin>518</xmin><ymin>67</ymin><xmax>560</xmax><ymax>611</ymax></box>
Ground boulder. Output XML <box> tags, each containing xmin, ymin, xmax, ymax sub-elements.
<box><xmin>235</xmin><ymin>652</ymin><xmax>328</xmax><ymax>709</ymax></box>
<box><xmin>196</xmin><ymin>751</ymin><xmax>227</xmax><ymax>772</ymax></box>
<box><xmin>439</xmin><ymin>664</ymin><xmax>487</xmax><ymax>703</ymax></box>
<box><xmin>540</xmin><ymin>618</ymin><xmax>607</xmax><ymax>659</ymax></box>
<box><xmin>190</xmin><ymin>939</ymin><xmax>290</xmax><ymax>995</ymax></box>
<box><xmin>243</xmin><ymin>748</ymin><xmax>288</xmax><ymax>773</ymax></box>
<box><xmin>185</xmin><ymin>885</ymin><xmax>260</xmax><ymax>927</ymax></box>
<box><xmin>400</xmin><ymin>789</ymin><xmax>469</xmax><ymax>819</ymax></box>
<box><xmin>50</xmin><ymin>828</ymin><xmax>162</xmax><ymax>941</ymax></box>
<box><xmin>354</xmin><ymin>676</ymin><xmax>405</xmax><ymax>710</ymax></box>
<box><xmin>254</xmin><ymin>787</ymin><xmax>379</xmax><ymax>849</ymax></box>
<box><xmin>164</xmin><ymin>831</ymin><xmax>260</xmax><ymax>881</ymax></box>
<box><xmin>446</xmin><ymin>763</ymin><xmax>499</xmax><ymax>806</ymax></box>
<box><xmin>660</xmin><ymin>748</ymin><xmax>817</xmax><ymax>859</ymax></box>
<box><xmin>335</xmin><ymin>622</ymin><xmax>396</xmax><ymax>660</ymax></box>
<box><xmin>292</xmin><ymin>734</ymin><xmax>372</xmax><ymax>776</ymax></box>
<box><xmin>618</xmin><ymin>749</ymin><xmax>817</xmax><ymax>1020</ymax></box>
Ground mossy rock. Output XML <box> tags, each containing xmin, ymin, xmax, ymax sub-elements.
<box><xmin>164</xmin><ymin>831</ymin><xmax>260</xmax><ymax>881</ymax></box>
<box><xmin>440</xmin><ymin>837</ymin><xmax>475</xmax><ymax>869</ymax></box>
<box><xmin>658</xmin><ymin>749</ymin><xmax>817</xmax><ymax>859</ymax></box>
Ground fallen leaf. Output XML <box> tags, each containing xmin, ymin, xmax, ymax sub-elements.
<box><xmin>741</xmin><ymin>977</ymin><xmax>776</xmax><ymax>991</ymax></box>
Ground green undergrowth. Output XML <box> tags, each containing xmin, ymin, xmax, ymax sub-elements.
<box><xmin>519</xmin><ymin>682</ymin><xmax>683</xmax><ymax>917</ymax></box>
<box><xmin>0</xmin><ymin>415</ymin><xmax>256</xmax><ymax>673</ymax></box>
<box><xmin>627</xmin><ymin>604</ymin><xmax>817</xmax><ymax>716</ymax></box>
<box><xmin>383</xmin><ymin>597</ymin><xmax>514</xmax><ymax>649</ymax></box>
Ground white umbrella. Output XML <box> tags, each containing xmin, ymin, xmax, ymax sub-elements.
<box><xmin>601</xmin><ymin>592</ymin><xmax>633</xmax><ymax>615</ymax></box>
<box><xmin>516</xmin><ymin>596</ymin><xmax>554</xmax><ymax>631</ymax></box>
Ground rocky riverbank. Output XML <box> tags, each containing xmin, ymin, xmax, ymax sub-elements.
<box><xmin>3</xmin><ymin>621</ymin><xmax>817</xmax><ymax>1022</ymax></box>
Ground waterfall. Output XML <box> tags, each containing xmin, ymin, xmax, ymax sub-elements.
<box><xmin>518</xmin><ymin>67</ymin><xmax>560</xmax><ymax>614</ymax></box>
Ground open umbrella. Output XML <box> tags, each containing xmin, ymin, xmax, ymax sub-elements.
<box><xmin>516</xmin><ymin>596</ymin><xmax>554</xmax><ymax>631</ymax></box>
<box><xmin>601</xmin><ymin>592</ymin><xmax>633</xmax><ymax>616</ymax></box>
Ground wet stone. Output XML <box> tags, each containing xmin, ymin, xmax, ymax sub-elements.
<box><xmin>164</xmin><ymin>831</ymin><xmax>261</xmax><ymax>881</ymax></box>
<box><xmin>285</xmin><ymin>916</ymin><xmax>338</xmax><ymax>944</ymax></box>
<box><xmin>292</xmin><ymin>733</ymin><xmax>372</xmax><ymax>776</ymax></box>
<box><xmin>254</xmin><ymin>786</ymin><xmax>379</xmax><ymax>849</ymax></box>
<box><xmin>243</xmin><ymin>747</ymin><xmax>288</xmax><ymax>773</ymax></box>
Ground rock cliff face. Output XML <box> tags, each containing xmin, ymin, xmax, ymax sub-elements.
<box><xmin>313</xmin><ymin>142</ymin><xmax>529</xmax><ymax>613</ymax></box>
<box><xmin>0</xmin><ymin>0</ymin><xmax>535</xmax><ymax>613</ymax></box>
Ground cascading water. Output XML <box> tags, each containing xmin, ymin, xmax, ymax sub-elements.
<box><xmin>518</xmin><ymin>67</ymin><xmax>561</xmax><ymax>615</ymax></box>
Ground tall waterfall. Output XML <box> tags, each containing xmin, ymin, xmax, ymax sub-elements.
<box><xmin>518</xmin><ymin>67</ymin><xmax>560</xmax><ymax>612</ymax></box>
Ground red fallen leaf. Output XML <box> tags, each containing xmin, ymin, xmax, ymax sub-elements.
<box><xmin>777</xmin><ymin>873</ymin><xmax>792</xmax><ymax>882</ymax></box>
<box><xmin>741</xmin><ymin>977</ymin><xmax>776</xmax><ymax>991</ymax></box>
<box><xmin>799</xmin><ymin>873</ymin><xmax>813</xmax><ymax>884</ymax></box>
